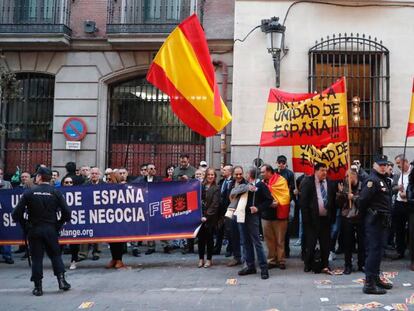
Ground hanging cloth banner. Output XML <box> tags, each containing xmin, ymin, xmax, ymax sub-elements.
<box><xmin>292</xmin><ymin>141</ymin><xmax>349</xmax><ymax>180</ymax></box>
<box><xmin>260</xmin><ymin>77</ymin><xmax>348</xmax><ymax>146</ymax></box>
<box><xmin>0</xmin><ymin>181</ymin><xmax>201</xmax><ymax>245</ymax></box>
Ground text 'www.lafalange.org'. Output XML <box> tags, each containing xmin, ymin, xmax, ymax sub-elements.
<box><xmin>60</xmin><ymin>228</ymin><xmax>94</xmax><ymax>238</ymax></box>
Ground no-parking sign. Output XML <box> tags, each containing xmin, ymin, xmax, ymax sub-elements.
<box><xmin>62</xmin><ymin>117</ymin><xmax>87</xmax><ymax>141</ymax></box>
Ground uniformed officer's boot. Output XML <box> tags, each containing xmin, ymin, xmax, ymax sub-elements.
<box><xmin>375</xmin><ymin>276</ymin><xmax>393</xmax><ymax>289</ymax></box>
<box><xmin>363</xmin><ymin>276</ymin><xmax>386</xmax><ymax>295</ymax></box>
<box><xmin>32</xmin><ymin>280</ymin><xmax>43</xmax><ymax>296</ymax></box>
<box><xmin>57</xmin><ymin>273</ymin><xmax>71</xmax><ymax>291</ymax></box>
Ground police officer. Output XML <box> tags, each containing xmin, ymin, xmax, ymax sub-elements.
<box><xmin>358</xmin><ymin>155</ymin><xmax>393</xmax><ymax>295</ymax></box>
<box><xmin>12</xmin><ymin>167</ymin><xmax>71</xmax><ymax>296</ymax></box>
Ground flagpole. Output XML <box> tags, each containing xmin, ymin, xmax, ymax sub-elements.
<box><xmin>344</xmin><ymin>77</ymin><xmax>353</xmax><ymax>207</ymax></box>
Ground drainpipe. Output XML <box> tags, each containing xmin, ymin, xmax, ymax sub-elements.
<box><xmin>213</xmin><ymin>60</ymin><xmax>229</xmax><ymax>167</ymax></box>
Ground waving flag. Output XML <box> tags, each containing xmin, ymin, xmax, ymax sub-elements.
<box><xmin>260</xmin><ymin>78</ymin><xmax>348</xmax><ymax>146</ymax></box>
<box><xmin>292</xmin><ymin>142</ymin><xmax>349</xmax><ymax>180</ymax></box>
<box><xmin>146</xmin><ymin>14</ymin><xmax>232</xmax><ymax>137</ymax></box>
<box><xmin>406</xmin><ymin>79</ymin><xmax>414</xmax><ymax>137</ymax></box>
<box><xmin>266</xmin><ymin>174</ymin><xmax>291</xmax><ymax>219</ymax></box>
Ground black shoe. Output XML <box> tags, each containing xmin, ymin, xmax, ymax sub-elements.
<box><xmin>363</xmin><ymin>277</ymin><xmax>386</xmax><ymax>295</ymax></box>
<box><xmin>343</xmin><ymin>266</ymin><xmax>352</xmax><ymax>275</ymax></box>
<box><xmin>32</xmin><ymin>280</ymin><xmax>43</xmax><ymax>296</ymax></box>
<box><xmin>132</xmin><ymin>249</ymin><xmax>140</xmax><ymax>257</ymax></box>
<box><xmin>238</xmin><ymin>267</ymin><xmax>257</xmax><ymax>276</ymax></box>
<box><xmin>279</xmin><ymin>263</ymin><xmax>286</xmax><ymax>270</ymax></box>
<box><xmin>358</xmin><ymin>266</ymin><xmax>365</xmax><ymax>273</ymax></box>
<box><xmin>261</xmin><ymin>269</ymin><xmax>269</xmax><ymax>279</ymax></box>
<box><xmin>92</xmin><ymin>255</ymin><xmax>99</xmax><ymax>261</ymax></box>
<box><xmin>163</xmin><ymin>246</ymin><xmax>171</xmax><ymax>254</ymax></box>
<box><xmin>304</xmin><ymin>266</ymin><xmax>312</xmax><ymax>272</ymax></box>
<box><xmin>268</xmin><ymin>263</ymin><xmax>278</xmax><ymax>269</ymax></box>
<box><xmin>375</xmin><ymin>276</ymin><xmax>393</xmax><ymax>290</ymax></box>
<box><xmin>57</xmin><ymin>273</ymin><xmax>71</xmax><ymax>291</ymax></box>
<box><xmin>225</xmin><ymin>251</ymin><xmax>232</xmax><ymax>258</ymax></box>
<box><xmin>4</xmin><ymin>258</ymin><xmax>14</xmax><ymax>264</ymax></box>
<box><xmin>145</xmin><ymin>249</ymin><xmax>155</xmax><ymax>255</ymax></box>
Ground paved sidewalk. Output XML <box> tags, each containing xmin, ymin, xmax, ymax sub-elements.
<box><xmin>1</xmin><ymin>243</ymin><xmax>414</xmax><ymax>311</ymax></box>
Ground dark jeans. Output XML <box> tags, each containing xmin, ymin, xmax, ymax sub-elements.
<box><xmin>393</xmin><ymin>201</ymin><xmax>409</xmax><ymax>256</ymax></box>
<box><xmin>342</xmin><ymin>217</ymin><xmax>365</xmax><ymax>268</ymax></box>
<box><xmin>365</xmin><ymin>212</ymin><xmax>388</xmax><ymax>278</ymax></box>
<box><xmin>238</xmin><ymin>214</ymin><xmax>267</xmax><ymax>270</ymax></box>
<box><xmin>213</xmin><ymin>219</ymin><xmax>225</xmax><ymax>252</ymax></box>
<box><xmin>198</xmin><ymin>224</ymin><xmax>214</xmax><ymax>260</ymax></box>
<box><xmin>304</xmin><ymin>217</ymin><xmax>331</xmax><ymax>269</ymax></box>
<box><xmin>109</xmin><ymin>243</ymin><xmax>124</xmax><ymax>261</ymax></box>
<box><xmin>28</xmin><ymin>224</ymin><xmax>65</xmax><ymax>282</ymax></box>
<box><xmin>227</xmin><ymin>216</ymin><xmax>242</xmax><ymax>261</ymax></box>
<box><xmin>410</xmin><ymin>212</ymin><xmax>414</xmax><ymax>262</ymax></box>
<box><xmin>70</xmin><ymin>244</ymin><xmax>80</xmax><ymax>262</ymax></box>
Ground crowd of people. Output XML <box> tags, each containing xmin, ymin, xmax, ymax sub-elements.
<box><xmin>1</xmin><ymin>152</ymin><xmax>414</xmax><ymax>296</ymax></box>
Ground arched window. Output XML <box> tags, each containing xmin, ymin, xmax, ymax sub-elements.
<box><xmin>309</xmin><ymin>33</ymin><xmax>390</xmax><ymax>169</ymax></box>
<box><xmin>0</xmin><ymin>72</ymin><xmax>54</xmax><ymax>175</ymax></box>
<box><xmin>107</xmin><ymin>76</ymin><xmax>205</xmax><ymax>175</ymax></box>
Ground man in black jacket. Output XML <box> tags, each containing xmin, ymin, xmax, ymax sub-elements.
<box><xmin>237</xmin><ymin>167</ymin><xmax>273</xmax><ymax>279</ymax></box>
<box><xmin>300</xmin><ymin>162</ymin><xmax>336</xmax><ymax>273</ymax></box>
<box><xmin>12</xmin><ymin>167</ymin><xmax>72</xmax><ymax>296</ymax></box>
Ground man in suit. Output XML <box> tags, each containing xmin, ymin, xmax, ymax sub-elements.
<box><xmin>300</xmin><ymin>162</ymin><xmax>337</xmax><ymax>273</ymax></box>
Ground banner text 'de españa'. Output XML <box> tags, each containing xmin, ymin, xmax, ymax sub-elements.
<box><xmin>0</xmin><ymin>181</ymin><xmax>202</xmax><ymax>245</ymax></box>
<box><xmin>292</xmin><ymin>142</ymin><xmax>349</xmax><ymax>180</ymax></box>
<box><xmin>260</xmin><ymin>78</ymin><xmax>348</xmax><ymax>146</ymax></box>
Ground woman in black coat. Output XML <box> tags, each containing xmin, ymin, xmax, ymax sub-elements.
<box><xmin>198</xmin><ymin>167</ymin><xmax>220</xmax><ymax>268</ymax></box>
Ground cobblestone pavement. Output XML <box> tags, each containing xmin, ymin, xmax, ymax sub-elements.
<box><xmin>1</xmin><ymin>242</ymin><xmax>414</xmax><ymax>311</ymax></box>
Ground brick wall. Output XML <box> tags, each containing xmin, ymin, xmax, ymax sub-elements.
<box><xmin>70</xmin><ymin>0</ymin><xmax>107</xmax><ymax>38</ymax></box>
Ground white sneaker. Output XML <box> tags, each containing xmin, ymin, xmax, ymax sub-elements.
<box><xmin>69</xmin><ymin>261</ymin><xmax>77</xmax><ymax>270</ymax></box>
<box><xmin>328</xmin><ymin>251</ymin><xmax>336</xmax><ymax>261</ymax></box>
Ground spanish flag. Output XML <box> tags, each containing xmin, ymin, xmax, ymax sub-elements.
<box><xmin>266</xmin><ymin>174</ymin><xmax>291</xmax><ymax>219</ymax></box>
<box><xmin>292</xmin><ymin>142</ymin><xmax>348</xmax><ymax>180</ymax></box>
<box><xmin>260</xmin><ymin>78</ymin><xmax>348</xmax><ymax>146</ymax></box>
<box><xmin>146</xmin><ymin>14</ymin><xmax>232</xmax><ymax>137</ymax></box>
<box><xmin>406</xmin><ymin>79</ymin><xmax>414</xmax><ymax>137</ymax></box>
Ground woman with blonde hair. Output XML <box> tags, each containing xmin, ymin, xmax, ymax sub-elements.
<box><xmin>197</xmin><ymin>168</ymin><xmax>220</xmax><ymax>268</ymax></box>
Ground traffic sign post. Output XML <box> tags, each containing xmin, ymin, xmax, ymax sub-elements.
<box><xmin>63</xmin><ymin>117</ymin><xmax>88</xmax><ymax>142</ymax></box>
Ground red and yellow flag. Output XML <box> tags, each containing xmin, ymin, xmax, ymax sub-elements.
<box><xmin>292</xmin><ymin>142</ymin><xmax>348</xmax><ymax>180</ymax></box>
<box><xmin>266</xmin><ymin>174</ymin><xmax>291</xmax><ymax>219</ymax></box>
<box><xmin>406</xmin><ymin>79</ymin><xmax>414</xmax><ymax>137</ymax></box>
<box><xmin>146</xmin><ymin>14</ymin><xmax>232</xmax><ymax>137</ymax></box>
<box><xmin>260</xmin><ymin>78</ymin><xmax>348</xmax><ymax>146</ymax></box>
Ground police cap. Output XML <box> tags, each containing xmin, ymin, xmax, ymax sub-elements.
<box><xmin>277</xmin><ymin>155</ymin><xmax>287</xmax><ymax>163</ymax></box>
<box><xmin>374</xmin><ymin>154</ymin><xmax>388</xmax><ymax>165</ymax></box>
<box><xmin>36</xmin><ymin>166</ymin><xmax>52</xmax><ymax>177</ymax></box>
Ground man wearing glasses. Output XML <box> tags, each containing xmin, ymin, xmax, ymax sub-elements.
<box><xmin>359</xmin><ymin>155</ymin><xmax>393</xmax><ymax>295</ymax></box>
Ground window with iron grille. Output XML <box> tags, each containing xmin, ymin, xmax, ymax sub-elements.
<box><xmin>308</xmin><ymin>33</ymin><xmax>390</xmax><ymax>169</ymax></box>
<box><xmin>0</xmin><ymin>73</ymin><xmax>54</xmax><ymax>175</ymax></box>
<box><xmin>107</xmin><ymin>76</ymin><xmax>205</xmax><ymax>176</ymax></box>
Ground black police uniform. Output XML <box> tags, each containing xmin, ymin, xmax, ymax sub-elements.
<box><xmin>358</xmin><ymin>156</ymin><xmax>393</xmax><ymax>294</ymax></box>
<box><xmin>12</xmin><ymin>180</ymin><xmax>71</xmax><ymax>295</ymax></box>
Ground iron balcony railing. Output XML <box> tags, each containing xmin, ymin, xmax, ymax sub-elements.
<box><xmin>107</xmin><ymin>0</ymin><xmax>198</xmax><ymax>34</ymax></box>
<box><xmin>0</xmin><ymin>0</ymin><xmax>71</xmax><ymax>35</ymax></box>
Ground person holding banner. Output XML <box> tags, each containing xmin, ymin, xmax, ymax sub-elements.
<box><xmin>105</xmin><ymin>171</ymin><xmax>127</xmax><ymax>269</ymax></box>
<box><xmin>12</xmin><ymin>167</ymin><xmax>72</xmax><ymax>296</ymax></box>
<box><xmin>336</xmin><ymin>169</ymin><xmax>364</xmax><ymax>274</ymax></box>
<box><xmin>198</xmin><ymin>168</ymin><xmax>220</xmax><ymax>268</ymax></box>
<box><xmin>300</xmin><ymin>162</ymin><xmax>336</xmax><ymax>274</ymax></box>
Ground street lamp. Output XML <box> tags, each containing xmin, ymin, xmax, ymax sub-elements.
<box><xmin>261</xmin><ymin>17</ymin><xmax>286</xmax><ymax>87</ymax></box>
<box><xmin>352</xmin><ymin>96</ymin><xmax>361</xmax><ymax>123</ymax></box>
